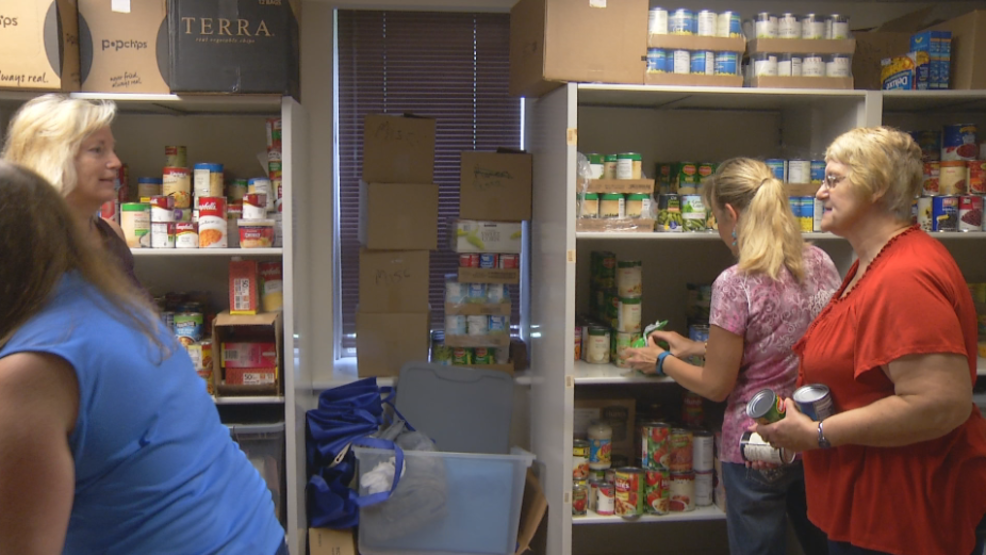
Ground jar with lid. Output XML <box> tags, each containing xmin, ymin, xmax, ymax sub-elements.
<box><xmin>588</xmin><ymin>421</ymin><xmax>613</xmax><ymax>470</ymax></box>
<box><xmin>600</xmin><ymin>193</ymin><xmax>625</xmax><ymax>219</ymax></box>
<box><xmin>603</xmin><ymin>155</ymin><xmax>618</xmax><ymax>179</ymax></box>
<box><xmin>580</xmin><ymin>193</ymin><xmax>600</xmax><ymax>218</ymax></box>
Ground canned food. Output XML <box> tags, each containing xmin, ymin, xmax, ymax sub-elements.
<box><xmin>778</xmin><ymin>54</ymin><xmax>803</xmax><ymax>77</ymax></box>
<box><xmin>669</xmin><ymin>428</ymin><xmax>693</xmax><ymax>472</ymax></box>
<box><xmin>446</xmin><ymin>314</ymin><xmax>467</xmax><ymax>335</ymax></box>
<box><xmin>923</xmin><ymin>162</ymin><xmax>941</xmax><ymax>195</ymax></box>
<box><xmin>499</xmin><ymin>253</ymin><xmax>519</xmax><ymax>269</ymax></box>
<box><xmin>614</xmin><ymin>468</ymin><xmax>645</xmax><ymax>518</ymax></box>
<box><xmin>788</xmin><ymin>160</ymin><xmax>811</xmax><ymax>184</ymax></box>
<box><xmin>465</xmin><ymin>283</ymin><xmax>487</xmax><ymax>303</ymax></box>
<box><xmin>754</xmin><ymin>53</ymin><xmax>778</xmax><ymax>76</ymax></box>
<box><xmin>803</xmin><ymin>54</ymin><xmax>825</xmax><ymax>77</ymax></box>
<box><xmin>657</xmin><ymin>194</ymin><xmax>683</xmax><ymax>232</ymax></box>
<box><xmin>452</xmin><ymin>347</ymin><xmax>472</xmax><ymax>365</ymax></box>
<box><xmin>229</xmin><ymin>178</ymin><xmax>248</xmax><ymax>202</ymax></box>
<box><xmin>646</xmin><ymin>48</ymin><xmax>668</xmax><ymax>74</ymax></box>
<box><xmin>586</xmin><ymin>326</ymin><xmax>610</xmax><ymax>364</ymax></box>
<box><xmin>799</xmin><ymin>196</ymin><xmax>814</xmax><ymax>232</ymax></box>
<box><xmin>242</xmin><ymin>193</ymin><xmax>267</xmax><ymax>220</ymax></box>
<box><xmin>648</xmin><ymin>7</ymin><xmax>668</xmax><ymax>35</ymax></box>
<box><xmin>697</xmin><ymin>10</ymin><xmax>717</xmax><ymax>36</ymax></box>
<box><xmin>626</xmin><ymin>193</ymin><xmax>652</xmax><ymax>219</ymax></box>
<box><xmin>802</xmin><ymin>13</ymin><xmax>825</xmax><ymax>39</ymax></box>
<box><xmin>174</xmin><ymin>312</ymin><xmax>204</xmax><ymax>345</ymax></box>
<box><xmin>600</xmin><ymin>193</ymin><xmax>625</xmax><ymax>218</ymax></box>
<box><xmin>487</xmin><ymin>284</ymin><xmax>509</xmax><ymax>304</ymax></box>
<box><xmin>248</xmin><ymin>177</ymin><xmax>275</xmax><ymax>211</ymax></box>
<box><xmin>739</xmin><ymin>431</ymin><xmax>795</xmax><ymax>464</ymax></box>
<box><xmin>616</xmin><ymin>260</ymin><xmax>642</xmax><ymax>297</ymax></box>
<box><xmin>596</xmin><ymin>483</ymin><xmax>615</xmax><ymax>515</ymax></box>
<box><xmin>466</xmin><ymin>314</ymin><xmax>489</xmax><ymax>335</ymax></box>
<box><xmin>121</xmin><ymin>202</ymin><xmax>150</xmax><ymax>248</ymax></box>
<box><xmin>473</xmin><ymin>347</ymin><xmax>493</xmax><ymax>364</ymax></box>
<box><xmin>617</xmin><ymin>152</ymin><xmax>642</xmax><ymax>180</ymax></box>
<box><xmin>695</xmin><ymin>471</ymin><xmax>714</xmax><ymax>506</ymax></box>
<box><xmin>589</xmin><ymin>468</ymin><xmax>606</xmax><ymax>483</ymax></box>
<box><xmin>778</xmin><ymin>13</ymin><xmax>800</xmax><ymax>38</ymax></box>
<box><xmin>942</xmin><ymin>124</ymin><xmax>979</xmax><ymax>161</ymax></box>
<box><xmin>714</xmin><ymin>51</ymin><xmax>739</xmax><ymax>75</ymax></box>
<box><xmin>192</xmin><ymin>163</ymin><xmax>224</xmax><ymax>198</ymax></box>
<box><xmin>175</xmin><ymin>222</ymin><xmax>198</xmax><ymax>248</ymax></box>
<box><xmin>164</xmin><ymin>145</ymin><xmax>187</xmax><ymax>168</ymax></box>
<box><xmin>697</xmin><ymin>163</ymin><xmax>716</xmax><ymax>186</ymax></box>
<box><xmin>669</xmin><ymin>472</ymin><xmax>695</xmax><ymax>512</ymax></box>
<box><xmin>717</xmin><ymin>11</ymin><xmax>741</xmax><ymax>38</ymax></box>
<box><xmin>611</xmin><ymin>331</ymin><xmax>641</xmax><ymax>369</ymax></box>
<box><xmin>574</xmin><ymin>439</ymin><xmax>591</xmax><ymax>480</ymax></box>
<box><xmin>959</xmin><ymin>196</ymin><xmax>983</xmax><ymax>231</ymax></box>
<box><xmin>573</xmin><ymin>482</ymin><xmax>588</xmax><ymax>516</ymax></box>
<box><xmin>970</xmin><ymin>161</ymin><xmax>986</xmax><ymax>194</ymax></box>
<box><xmin>793</xmin><ymin>384</ymin><xmax>835</xmax><ymax>421</ymax></box>
<box><xmin>810</xmin><ymin>161</ymin><xmax>826</xmax><ymax>185</ymax></box>
<box><xmin>149</xmin><ymin>195</ymin><xmax>175</xmax><ymax>222</ymax></box>
<box><xmin>940</xmin><ymin>160</ymin><xmax>969</xmax><ymax>195</ymax></box>
<box><xmin>617</xmin><ymin>297</ymin><xmax>642</xmax><ymax>333</ymax></box>
<box><xmin>690</xmin><ymin>50</ymin><xmax>714</xmax><ymax>75</ymax></box>
<box><xmin>747</xmin><ymin>389</ymin><xmax>787</xmax><ymax>425</ymax></box>
<box><xmin>644</xmin><ymin>468</ymin><xmax>670</xmax><ymax>515</ymax></box>
<box><xmin>681</xmin><ymin>194</ymin><xmax>707</xmax><ymax>232</ymax></box>
<box><xmin>677</xmin><ymin>162</ymin><xmax>700</xmax><ymax>193</ymax></box>
<box><xmin>163</xmin><ymin>167</ymin><xmax>192</xmax><ymax>209</ymax></box>
<box><xmin>603</xmin><ymin>155</ymin><xmax>618</xmax><ymax>179</ymax></box>
<box><xmin>197</xmin><ymin>197</ymin><xmax>227</xmax><ymax>248</ymax></box>
<box><xmin>488</xmin><ymin>315</ymin><xmax>509</xmax><ymax>332</ymax></box>
<box><xmin>580</xmin><ymin>192</ymin><xmax>599</xmax><ymax>218</ymax></box>
<box><xmin>641</xmin><ymin>421</ymin><xmax>671</xmax><ymax>469</ymax></box>
<box><xmin>917</xmin><ymin>196</ymin><xmax>934</xmax><ymax>231</ymax></box>
<box><xmin>765</xmin><ymin>159</ymin><xmax>786</xmax><ymax>181</ymax></box>
<box><xmin>692</xmin><ymin>431</ymin><xmax>714</xmax><ymax>472</ymax></box>
<box><xmin>430</xmin><ymin>330</ymin><xmax>452</xmax><ymax>365</ymax></box>
<box><xmin>137</xmin><ymin>176</ymin><xmax>163</xmax><ymax>199</ymax></box>
<box><xmin>150</xmin><ymin>222</ymin><xmax>176</xmax><ymax>249</ymax></box>
<box><xmin>755</xmin><ymin>12</ymin><xmax>778</xmax><ymax>38</ymax></box>
<box><xmin>813</xmin><ymin>198</ymin><xmax>824</xmax><ymax>231</ymax></box>
<box><xmin>826</xmin><ymin>14</ymin><xmax>850</xmax><ymax>40</ymax></box>
<box><xmin>478</xmin><ymin>253</ymin><xmax>498</xmax><ymax>269</ymax></box>
<box><xmin>673</xmin><ymin>50</ymin><xmax>691</xmax><ymax>74</ymax></box>
<box><xmin>669</xmin><ymin>9</ymin><xmax>695</xmax><ymax>35</ymax></box>
<box><xmin>459</xmin><ymin>253</ymin><xmax>479</xmax><ymax>268</ymax></box>
<box><xmin>826</xmin><ymin>54</ymin><xmax>851</xmax><ymax>77</ymax></box>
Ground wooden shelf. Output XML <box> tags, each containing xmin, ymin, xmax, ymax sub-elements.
<box><xmin>574</xmin><ymin>505</ymin><xmax>725</xmax><ymax>525</ymax></box>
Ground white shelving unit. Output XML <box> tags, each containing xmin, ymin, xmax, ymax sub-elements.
<box><xmin>0</xmin><ymin>91</ymin><xmax>313</xmax><ymax>552</ymax></box>
<box><xmin>526</xmin><ymin>82</ymin><xmax>986</xmax><ymax>555</ymax></box>
<box><xmin>574</xmin><ymin>506</ymin><xmax>726</xmax><ymax>525</ymax></box>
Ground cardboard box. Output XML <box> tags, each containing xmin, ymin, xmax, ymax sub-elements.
<box><xmin>459</xmin><ymin>151</ymin><xmax>532</xmax><ymax>222</ymax></box>
<box><xmin>363</xmin><ymin>114</ymin><xmax>436</xmax><ymax>184</ymax></box>
<box><xmin>585</xmin><ymin>179</ymin><xmax>655</xmax><ymax>195</ymax></box>
<box><xmin>359</xmin><ymin>181</ymin><xmax>439</xmax><ymax>250</ymax></box>
<box><xmin>78</xmin><ymin>0</ymin><xmax>170</xmax><ymax>93</ymax></box>
<box><xmin>221</xmin><ymin>342</ymin><xmax>277</xmax><ymax>368</ymax></box>
<box><xmin>853</xmin><ymin>31</ymin><xmax>913</xmax><ymax>90</ymax></box>
<box><xmin>749</xmin><ymin>76</ymin><xmax>854</xmax><ymax>90</ymax></box>
<box><xmin>927</xmin><ymin>10</ymin><xmax>986</xmax><ymax>90</ymax></box>
<box><xmin>747</xmin><ymin>38</ymin><xmax>855</xmax><ymax>55</ymax></box>
<box><xmin>0</xmin><ymin>0</ymin><xmax>80</xmax><ymax>91</ymax></box>
<box><xmin>356</xmin><ymin>311</ymin><xmax>430</xmax><ymax>378</ymax></box>
<box><xmin>444</xmin><ymin>332</ymin><xmax>511</xmax><ymax>348</ymax></box>
<box><xmin>359</xmin><ymin>249</ymin><xmax>430</xmax><ymax>313</ymax></box>
<box><xmin>224</xmin><ymin>367</ymin><xmax>276</xmax><ymax>385</ymax></box>
<box><xmin>212</xmin><ymin>311</ymin><xmax>281</xmax><ymax>396</ymax></box>
<box><xmin>450</xmin><ymin>220</ymin><xmax>523</xmax><ymax>254</ymax></box>
<box><xmin>573</xmin><ymin>398</ymin><xmax>636</xmax><ymax>461</ymax></box>
<box><xmin>649</xmin><ymin>34</ymin><xmax>745</xmax><ymax>52</ymax></box>
<box><xmin>509</xmin><ymin>0</ymin><xmax>647</xmax><ymax>97</ymax></box>
<box><xmin>229</xmin><ymin>259</ymin><xmax>259</xmax><ymax>315</ymax></box>
<box><xmin>167</xmin><ymin>0</ymin><xmax>300</xmax><ymax>97</ymax></box>
<box><xmin>309</xmin><ymin>528</ymin><xmax>357</xmax><ymax>555</ymax></box>
<box><xmin>457</xmin><ymin>267</ymin><xmax>520</xmax><ymax>285</ymax></box>
<box><xmin>444</xmin><ymin>302</ymin><xmax>512</xmax><ymax>316</ymax></box>
<box><xmin>643</xmin><ymin>73</ymin><xmax>742</xmax><ymax>87</ymax></box>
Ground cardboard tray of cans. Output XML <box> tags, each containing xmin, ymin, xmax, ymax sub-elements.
<box><xmin>457</xmin><ymin>268</ymin><xmax>520</xmax><ymax>285</ymax></box>
<box><xmin>585</xmin><ymin>179</ymin><xmax>655</xmax><ymax>194</ymax></box>
<box><xmin>445</xmin><ymin>302</ymin><xmax>512</xmax><ymax>316</ymax></box>
<box><xmin>749</xmin><ymin>76</ymin><xmax>855</xmax><ymax>89</ymax></box>
<box><xmin>747</xmin><ymin>38</ymin><xmax>856</xmax><ymax>55</ymax></box>
<box><xmin>444</xmin><ymin>333</ymin><xmax>511</xmax><ymax>348</ymax></box>
<box><xmin>786</xmin><ymin>183</ymin><xmax>821</xmax><ymax>196</ymax></box>
<box><xmin>647</xmin><ymin>34</ymin><xmax>746</xmax><ymax>53</ymax></box>
<box><xmin>576</xmin><ymin>218</ymin><xmax>656</xmax><ymax>233</ymax></box>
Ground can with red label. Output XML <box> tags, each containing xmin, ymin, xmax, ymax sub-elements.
<box><xmin>479</xmin><ymin>253</ymin><xmax>498</xmax><ymax>269</ymax></box>
<box><xmin>969</xmin><ymin>161</ymin><xmax>986</xmax><ymax>194</ymax></box>
<box><xmin>595</xmin><ymin>483</ymin><xmax>615</xmax><ymax>516</ymax></box>
<box><xmin>197</xmin><ymin>197</ymin><xmax>227</xmax><ymax>248</ymax></box>
<box><xmin>149</xmin><ymin>195</ymin><xmax>176</xmax><ymax>223</ymax></box>
<box><xmin>669</xmin><ymin>428</ymin><xmax>693</xmax><ymax>472</ymax></box>
<box><xmin>573</xmin><ymin>482</ymin><xmax>588</xmax><ymax>516</ymax></box>
<box><xmin>499</xmin><ymin>253</ymin><xmax>519</xmax><ymax>269</ymax></box>
<box><xmin>942</xmin><ymin>124</ymin><xmax>979</xmax><ymax>161</ymax></box>
<box><xmin>669</xmin><ymin>472</ymin><xmax>695</xmax><ymax>512</ymax></box>
<box><xmin>100</xmin><ymin>200</ymin><xmax>119</xmax><ymax>222</ymax></box>
<box><xmin>459</xmin><ymin>253</ymin><xmax>479</xmax><ymax>268</ymax></box>
<box><xmin>959</xmin><ymin>195</ymin><xmax>983</xmax><ymax>231</ymax></box>
<box><xmin>175</xmin><ymin>222</ymin><xmax>198</xmax><ymax>248</ymax></box>
<box><xmin>923</xmin><ymin>162</ymin><xmax>940</xmax><ymax>195</ymax></box>
<box><xmin>614</xmin><ymin>467</ymin><xmax>645</xmax><ymax>518</ymax></box>
<box><xmin>644</xmin><ymin>468</ymin><xmax>669</xmax><ymax>515</ymax></box>
<box><xmin>641</xmin><ymin>421</ymin><xmax>671</xmax><ymax>469</ymax></box>
<box><xmin>242</xmin><ymin>194</ymin><xmax>268</xmax><ymax>220</ymax></box>
<box><xmin>163</xmin><ymin>167</ymin><xmax>192</xmax><ymax>209</ymax></box>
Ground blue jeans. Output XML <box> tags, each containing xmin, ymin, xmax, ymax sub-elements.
<box><xmin>275</xmin><ymin>538</ymin><xmax>289</xmax><ymax>555</ymax></box>
<box><xmin>722</xmin><ymin>461</ymin><xmax>828</xmax><ymax>555</ymax></box>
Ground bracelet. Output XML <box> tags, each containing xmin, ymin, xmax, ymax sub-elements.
<box><xmin>656</xmin><ymin>351</ymin><xmax>671</xmax><ymax>376</ymax></box>
<box><xmin>817</xmin><ymin>420</ymin><xmax>832</xmax><ymax>449</ymax></box>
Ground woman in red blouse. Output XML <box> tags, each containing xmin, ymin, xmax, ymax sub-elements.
<box><xmin>756</xmin><ymin>126</ymin><xmax>986</xmax><ymax>555</ymax></box>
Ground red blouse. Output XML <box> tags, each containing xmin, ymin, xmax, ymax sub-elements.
<box><xmin>795</xmin><ymin>227</ymin><xmax>986</xmax><ymax>555</ymax></box>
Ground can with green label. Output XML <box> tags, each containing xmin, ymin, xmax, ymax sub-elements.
<box><xmin>452</xmin><ymin>347</ymin><xmax>473</xmax><ymax>365</ymax></box>
<box><xmin>681</xmin><ymin>194</ymin><xmax>708</xmax><ymax>232</ymax></box>
<box><xmin>657</xmin><ymin>194</ymin><xmax>683</xmax><ymax>232</ymax></box>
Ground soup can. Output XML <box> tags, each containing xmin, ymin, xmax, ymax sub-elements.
<box><xmin>596</xmin><ymin>483</ymin><xmax>616</xmax><ymax>516</ymax></box>
<box><xmin>614</xmin><ymin>467</ymin><xmax>645</xmax><ymax>518</ymax></box>
<box><xmin>695</xmin><ymin>471</ymin><xmax>714</xmax><ymax>506</ymax></box>
<box><xmin>196</xmin><ymin>197</ymin><xmax>227</xmax><ymax>248</ymax></box>
<box><xmin>641</xmin><ymin>421</ymin><xmax>671</xmax><ymax>469</ymax></box>
<box><xmin>646</xmin><ymin>48</ymin><xmax>668</xmax><ymax>73</ymax></box>
<box><xmin>669</xmin><ymin>472</ymin><xmax>695</xmax><ymax>512</ymax></box>
<box><xmin>669</xmin><ymin>8</ymin><xmax>695</xmax><ymax>35</ymax></box>
<box><xmin>242</xmin><ymin>193</ymin><xmax>268</xmax><ymax>220</ymax></box>
<box><xmin>969</xmin><ymin>161</ymin><xmax>986</xmax><ymax>194</ymax></box>
<box><xmin>802</xmin><ymin>13</ymin><xmax>825</xmax><ymax>39</ymax></box>
<box><xmin>917</xmin><ymin>196</ymin><xmax>934</xmax><ymax>231</ymax></box>
<box><xmin>959</xmin><ymin>195</ymin><xmax>983</xmax><ymax>231</ymax></box>
<box><xmin>923</xmin><ymin>162</ymin><xmax>941</xmax><ymax>195</ymax></box>
<box><xmin>940</xmin><ymin>160</ymin><xmax>969</xmax><ymax>195</ymax></box>
<box><xmin>697</xmin><ymin>10</ymin><xmax>717</xmax><ymax>36</ymax></box>
<box><xmin>644</xmin><ymin>469</ymin><xmax>670</xmax><ymax>515</ymax></box>
<box><xmin>778</xmin><ymin>13</ymin><xmax>801</xmax><ymax>38</ymax></box>
<box><xmin>793</xmin><ymin>384</ymin><xmax>835</xmax><ymax>421</ymax></box>
<box><xmin>755</xmin><ymin>12</ymin><xmax>778</xmax><ymax>38</ymax></box>
<box><xmin>150</xmin><ymin>222</ymin><xmax>176</xmax><ymax>249</ymax></box>
<box><xmin>164</xmin><ymin>145</ymin><xmax>187</xmax><ymax>168</ymax></box>
<box><xmin>162</xmin><ymin>167</ymin><xmax>192</xmax><ymax>209</ymax></box>
<box><xmin>175</xmin><ymin>222</ymin><xmax>198</xmax><ymax>248</ymax></box>
<box><xmin>148</xmin><ymin>195</ymin><xmax>176</xmax><ymax>222</ymax></box>
<box><xmin>717</xmin><ymin>11</ymin><xmax>742</xmax><ymax>37</ymax></box>
<box><xmin>648</xmin><ymin>7</ymin><xmax>669</xmax><ymax>35</ymax></box>
<box><xmin>942</xmin><ymin>124</ymin><xmax>978</xmax><ymax>161</ymax></box>
<box><xmin>692</xmin><ymin>430</ymin><xmax>714</xmax><ymax>472</ymax></box>
<box><xmin>673</xmin><ymin>50</ymin><xmax>691</xmax><ymax>74</ymax></box>
<box><xmin>248</xmin><ymin>177</ymin><xmax>275</xmax><ymax>211</ymax></box>
<box><xmin>739</xmin><ymin>431</ymin><xmax>796</xmax><ymax>464</ymax></box>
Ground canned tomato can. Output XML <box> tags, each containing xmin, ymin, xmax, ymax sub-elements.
<box><xmin>573</xmin><ymin>482</ymin><xmax>588</xmax><ymax>516</ymax></box>
<box><xmin>445</xmin><ymin>314</ymin><xmax>467</xmax><ymax>335</ymax></box>
<box><xmin>644</xmin><ymin>468</ymin><xmax>670</xmax><ymax>515</ymax></box>
<box><xmin>473</xmin><ymin>347</ymin><xmax>493</xmax><ymax>364</ymax></box>
<box><xmin>747</xmin><ymin>389</ymin><xmax>787</xmax><ymax>425</ymax></box>
<box><xmin>778</xmin><ymin>13</ymin><xmax>800</xmax><ymax>38</ymax></box>
<box><xmin>669</xmin><ymin>428</ymin><xmax>693</xmax><ymax>472</ymax></box>
<box><xmin>799</xmin><ymin>196</ymin><xmax>814</xmax><ymax>232</ymax></box>
<box><xmin>451</xmin><ymin>347</ymin><xmax>472</xmax><ymax>365</ymax></box>
<box><xmin>695</xmin><ymin>471</ymin><xmax>714</xmax><ymax>506</ymax></box>
<box><xmin>959</xmin><ymin>195</ymin><xmax>983</xmax><ymax>231</ymax></box>
<box><xmin>810</xmin><ymin>161</ymin><xmax>826</xmax><ymax>185</ymax></box>
<box><xmin>646</xmin><ymin>48</ymin><xmax>668</xmax><ymax>73</ymax></box>
<box><xmin>917</xmin><ymin>196</ymin><xmax>934</xmax><ymax>231</ymax></box>
<box><xmin>479</xmin><ymin>253</ymin><xmax>498</xmax><ymax>269</ymax></box>
<box><xmin>466</xmin><ymin>315</ymin><xmax>489</xmax><ymax>335</ymax></box>
<box><xmin>498</xmin><ymin>253</ymin><xmax>519</xmax><ymax>269</ymax></box>
<box><xmin>669</xmin><ymin>8</ymin><xmax>695</xmax><ymax>35</ymax></box>
<box><xmin>793</xmin><ymin>384</ymin><xmax>835</xmax><ymax>421</ymax></box>
<box><xmin>614</xmin><ymin>467</ymin><xmax>645</xmax><ymax>518</ymax></box>
<box><xmin>933</xmin><ymin>195</ymin><xmax>959</xmax><ymax>231</ymax></box>
<box><xmin>175</xmin><ymin>222</ymin><xmax>198</xmax><ymax>248</ymax></box>
<box><xmin>813</xmin><ymin>198</ymin><xmax>824</xmax><ymax>231</ymax></box>
<box><xmin>739</xmin><ymin>431</ymin><xmax>796</xmax><ymax>464</ymax></box>
<box><xmin>648</xmin><ymin>7</ymin><xmax>668</xmax><ymax>35</ymax></box>
<box><xmin>697</xmin><ymin>10</ymin><xmax>717</xmax><ymax>36</ymax></box>
<box><xmin>802</xmin><ymin>13</ymin><xmax>825</xmax><ymax>39</ymax></box>
<box><xmin>717</xmin><ymin>11</ymin><xmax>741</xmax><ymax>37</ymax></box>
<box><xmin>755</xmin><ymin>12</ymin><xmax>778</xmax><ymax>38</ymax></box>
<box><xmin>969</xmin><ymin>161</ymin><xmax>986</xmax><ymax>194</ymax></box>
<box><xmin>692</xmin><ymin>430</ymin><xmax>714</xmax><ymax>472</ymax></box>
<box><xmin>596</xmin><ymin>483</ymin><xmax>615</xmax><ymax>516</ymax></box>
<box><xmin>641</xmin><ymin>421</ymin><xmax>671</xmax><ymax>469</ymax></box>
<box><xmin>150</xmin><ymin>222</ymin><xmax>176</xmax><ymax>249</ymax></box>
<box><xmin>765</xmin><ymin>159</ymin><xmax>786</xmax><ymax>180</ymax></box>
<box><xmin>459</xmin><ymin>253</ymin><xmax>479</xmax><ymax>268</ymax></box>
<box><xmin>574</xmin><ymin>439</ymin><xmax>591</xmax><ymax>480</ymax></box>
<box><xmin>669</xmin><ymin>472</ymin><xmax>695</xmax><ymax>512</ymax></box>
<box><xmin>923</xmin><ymin>162</ymin><xmax>941</xmax><ymax>195</ymax></box>
<box><xmin>690</xmin><ymin>51</ymin><xmax>714</xmax><ymax>75</ymax></box>
<box><xmin>940</xmin><ymin>160</ymin><xmax>969</xmax><ymax>195</ymax></box>
<box><xmin>803</xmin><ymin>54</ymin><xmax>825</xmax><ymax>77</ymax></box>
<box><xmin>714</xmin><ymin>51</ymin><xmax>738</xmax><ymax>76</ymax></box>
<box><xmin>942</xmin><ymin>124</ymin><xmax>979</xmax><ymax>161</ymax></box>
<box><xmin>165</xmin><ymin>145</ymin><xmax>187</xmax><ymax>168</ymax></box>
<box><xmin>826</xmin><ymin>54</ymin><xmax>851</xmax><ymax>77</ymax></box>
<box><xmin>673</xmin><ymin>50</ymin><xmax>691</xmax><ymax>74</ymax></box>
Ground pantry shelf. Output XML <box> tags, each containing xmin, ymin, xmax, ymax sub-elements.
<box><xmin>311</xmin><ymin>357</ymin><xmax>533</xmax><ymax>391</ymax></box>
<box><xmin>881</xmin><ymin>90</ymin><xmax>986</xmax><ymax>113</ymax></box>
<box><xmin>213</xmin><ymin>396</ymin><xmax>285</xmax><ymax>405</ymax></box>
<box><xmin>0</xmin><ymin>91</ymin><xmax>283</xmax><ymax>115</ymax></box>
<box><xmin>131</xmin><ymin>248</ymin><xmax>283</xmax><ymax>257</ymax></box>
<box><xmin>576</xmin><ymin>232</ymin><xmax>843</xmax><ymax>241</ymax></box>
<box><xmin>574</xmin><ymin>506</ymin><xmax>726</xmax><ymax>525</ymax></box>
<box><xmin>574</xmin><ymin>361</ymin><xmax>673</xmax><ymax>385</ymax></box>
<box><xmin>577</xmin><ymin>83</ymin><xmax>866</xmax><ymax>111</ymax></box>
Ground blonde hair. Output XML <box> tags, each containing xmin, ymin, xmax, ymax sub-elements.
<box><xmin>1</xmin><ymin>94</ymin><xmax>117</xmax><ymax>198</ymax></box>
<box><xmin>825</xmin><ymin>126</ymin><xmax>922</xmax><ymax>221</ymax></box>
<box><xmin>702</xmin><ymin>157</ymin><xmax>806</xmax><ymax>282</ymax></box>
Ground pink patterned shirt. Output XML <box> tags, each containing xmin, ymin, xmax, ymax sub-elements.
<box><xmin>711</xmin><ymin>245</ymin><xmax>841</xmax><ymax>463</ymax></box>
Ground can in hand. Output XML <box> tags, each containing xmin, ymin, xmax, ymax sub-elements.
<box><xmin>793</xmin><ymin>384</ymin><xmax>835</xmax><ymax>421</ymax></box>
<box><xmin>746</xmin><ymin>388</ymin><xmax>786</xmax><ymax>425</ymax></box>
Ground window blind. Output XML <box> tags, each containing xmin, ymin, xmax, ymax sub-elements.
<box><xmin>336</xmin><ymin>10</ymin><xmax>521</xmax><ymax>352</ymax></box>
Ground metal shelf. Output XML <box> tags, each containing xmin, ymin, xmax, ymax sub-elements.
<box><xmin>131</xmin><ymin>248</ymin><xmax>283</xmax><ymax>257</ymax></box>
<box><xmin>574</xmin><ymin>505</ymin><xmax>725</xmax><ymax>525</ymax></box>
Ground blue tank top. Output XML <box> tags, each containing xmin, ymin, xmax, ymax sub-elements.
<box><xmin>0</xmin><ymin>273</ymin><xmax>284</xmax><ymax>554</ymax></box>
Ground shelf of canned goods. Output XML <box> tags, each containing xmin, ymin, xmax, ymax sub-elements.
<box><xmin>575</xmin><ymin>505</ymin><xmax>725</xmax><ymax>525</ymax></box>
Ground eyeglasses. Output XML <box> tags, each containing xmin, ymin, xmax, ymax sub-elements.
<box><xmin>823</xmin><ymin>174</ymin><xmax>847</xmax><ymax>188</ymax></box>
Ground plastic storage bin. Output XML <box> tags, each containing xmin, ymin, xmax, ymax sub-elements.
<box><xmin>228</xmin><ymin>422</ymin><xmax>285</xmax><ymax>525</ymax></box>
<box><xmin>353</xmin><ymin>446</ymin><xmax>535</xmax><ymax>555</ymax></box>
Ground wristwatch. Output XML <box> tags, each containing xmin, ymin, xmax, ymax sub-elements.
<box><xmin>817</xmin><ymin>421</ymin><xmax>832</xmax><ymax>449</ymax></box>
<box><xmin>656</xmin><ymin>351</ymin><xmax>671</xmax><ymax>376</ymax></box>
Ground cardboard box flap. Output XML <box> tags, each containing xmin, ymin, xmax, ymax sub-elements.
<box><xmin>647</xmin><ymin>34</ymin><xmax>745</xmax><ymax>52</ymax></box>
<box><xmin>215</xmin><ymin>311</ymin><xmax>280</xmax><ymax>327</ymax></box>
<box><xmin>514</xmin><ymin>468</ymin><xmax>548</xmax><ymax>555</ymax></box>
<box><xmin>747</xmin><ymin>38</ymin><xmax>856</xmax><ymax>56</ymax></box>
<box><xmin>874</xmin><ymin>7</ymin><xmax>935</xmax><ymax>32</ymax></box>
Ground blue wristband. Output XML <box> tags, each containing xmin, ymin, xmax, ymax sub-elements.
<box><xmin>656</xmin><ymin>351</ymin><xmax>671</xmax><ymax>376</ymax></box>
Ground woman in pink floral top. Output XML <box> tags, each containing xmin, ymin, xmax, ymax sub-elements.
<box><xmin>628</xmin><ymin>157</ymin><xmax>841</xmax><ymax>555</ymax></box>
